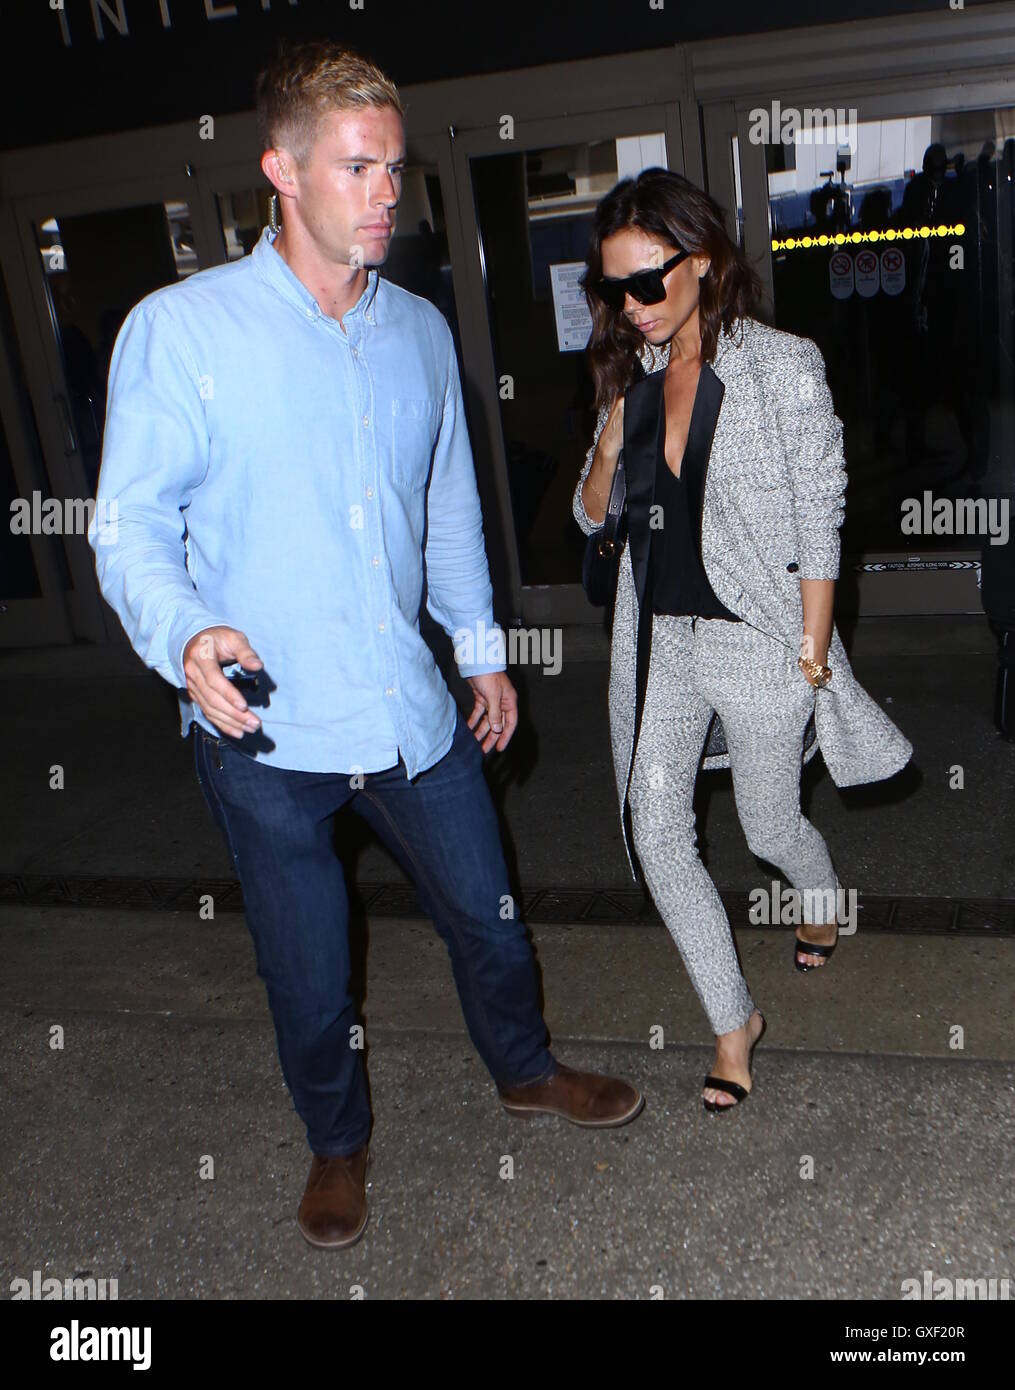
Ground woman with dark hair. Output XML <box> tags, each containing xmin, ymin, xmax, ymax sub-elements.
<box><xmin>573</xmin><ymin>168</ymin><xmax>912</xmax><ymax>1111</ymax></box>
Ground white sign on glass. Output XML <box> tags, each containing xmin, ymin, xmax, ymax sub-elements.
<box><xmin>829</xmin><ymin>250</ymin><xmax>854</xmax><ymax>299</ymax></box>
<box><xmin>549</xmin><ymin>262</ymin><xmax>593</xmax><ymax>352</ymax></box>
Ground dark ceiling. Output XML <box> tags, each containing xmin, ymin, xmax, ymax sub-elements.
<box><xmin>1</xmin><ymin>0</ymin><xmax>1004</xmax><ymax>151</ymax></box>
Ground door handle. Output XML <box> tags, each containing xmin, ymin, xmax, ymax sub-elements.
<box><xmin>54</xmin><ymin>393</ymin><xmax>78</xmax><ymax>455</ymax></box>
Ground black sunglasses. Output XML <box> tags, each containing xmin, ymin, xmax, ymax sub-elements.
<box><xmin>594</xmin><ymin>249</ymin><xmax>691</xmax><ymax>311</ymax></box>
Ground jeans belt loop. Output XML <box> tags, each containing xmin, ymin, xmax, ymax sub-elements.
<box><xmin>203</xmin><ymin>724</ymin><xmax>223</xmax><ymax>771</ymax></box>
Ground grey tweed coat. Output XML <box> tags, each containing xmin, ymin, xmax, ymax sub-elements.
<box><xmin>572</xmin><ymin>315</ymin><xmax>913</xmax><ymax>880</ymax></box>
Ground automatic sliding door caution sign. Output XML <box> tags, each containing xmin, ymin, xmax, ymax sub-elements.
<box><xmin>829</xmin><ymin>251</ymin><xmax>854</xmax><ymax>299</ymax></box>
<box><xmin>855</xmin><ymin>248</ymin><xmax>880</xmax><ymax>297</ymax></box>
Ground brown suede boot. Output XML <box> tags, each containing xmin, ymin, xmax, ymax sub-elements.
<box><xmin>497</xmin><ymin>1064</ymin><xmax>644</xmax><ymax>1127</ymax></box>
<box><xmin>296</xmin><ymin>1146</ymin><xmax>369</xmax><ymax>1249</ymax></box>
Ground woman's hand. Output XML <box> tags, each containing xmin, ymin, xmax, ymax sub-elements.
<box><xmin>798</xmin><ymin>658</ymin><xmax>823</xmax><ymax>689</ymax></box>
<box><xmin>798</xmin><ymin>638</ymin><xmax>831</xmax><ymax>688</ymax></box>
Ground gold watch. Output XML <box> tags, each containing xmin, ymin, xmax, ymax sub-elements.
<box><xmin>798</xmin><ymin>655</ymin><xmax>832</xmax><ymax>688</ymax></box>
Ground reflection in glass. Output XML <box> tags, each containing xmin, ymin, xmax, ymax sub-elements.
<box><xmin>216</xmin><ymin>188</ymin><xmax>273</xmax><ymax>261</ymax></box>
<box><xmin>472</xmin><ymin>134</ymin><xmax>667</xmax><ymax>587</ymax></box>
<box><xmin>761</xmin><ymin>111</ymin><xmax>1015</xmax><ymax>555</ymax></box>
<box><xmin>35</xmin><ymin>202</ymin><xmax>194</xmax><ymax>495</ymax></box>
<box><xmin>376</xmin><ymin>166</ymin><xmax>463</xmax><ymax>372</ymax></box>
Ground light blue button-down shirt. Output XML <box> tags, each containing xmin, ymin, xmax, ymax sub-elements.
<box><xmin>88</xmin><ymin>225</ymin><xmax>506</xmax><ymax>776</ymax></box>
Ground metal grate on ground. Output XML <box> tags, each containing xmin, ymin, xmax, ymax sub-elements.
<box><xmin>0</xmin><ymin>873</ymin><xmax>1012</xmax><ymax>937</ymax></box>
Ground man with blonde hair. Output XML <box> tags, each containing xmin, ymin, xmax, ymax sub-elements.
<box><xmin>89</xmin><ymin>39</ymin><xmax>642</xmax><ymax>1251</ymax></box>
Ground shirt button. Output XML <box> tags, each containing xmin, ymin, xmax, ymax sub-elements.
<box><xmin>352</xmin><ymin>347</ymin><xmax>358</xmax><ymax>357</ymax></box>
<box><xmin>371</xmin><ymin>555</ymin><xmax>380</xmax><ymax>566</ymax></box>
<box><xmin>385</xmin><ymin>686</ymin><xmax>394</xmax><ymax>696</ymax></box>
<box><xmin>365</xmin><ymin>486</ymin><xmax>374</xmax><ymax>498</ymax></box>
<box><xmin>362</xmin><ymin>415</ymin><xmax>369</xmax><ymax>426</ymax></box>
<box><xmin>378</xmin><ymin>622</ymin><xmax>385</xmax><ymax>632</ymax></box>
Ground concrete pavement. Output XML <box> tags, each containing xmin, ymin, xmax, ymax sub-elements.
<box><xmin>2</xmin><ymin>617</ymin><xmax>1013</xmax><ymax>1300</ymax></box>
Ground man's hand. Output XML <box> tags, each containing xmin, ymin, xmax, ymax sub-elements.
<box><xmin>183</xmin><ymin>626</ymin><xmax>264</xmax><ymax>737</ymax></box>
<box><xmin>466</xmin><ymin>672</ymin><xmax>518</xmax><ymax>753</ymax></box>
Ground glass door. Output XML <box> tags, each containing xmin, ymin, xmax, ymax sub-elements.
<box><xmin>7</xmin><ymin>173</ymin><xmax>218</xmax><ymax>642</ymax></box>
<box><xmin>714</xmin><ymin>87</ymin><xmax>1015</xmax><ymax>615</ymax></box>
<box><xmin>0</xmin><ymin>266</ymin><xmax>72</xmax><ymax>646</ymax></box>
<box><xmin>450</xmin><ymin>105</ymin><xmax>683</xmax><ymax>625</ymax></box>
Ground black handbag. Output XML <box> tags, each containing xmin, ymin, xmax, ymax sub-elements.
<box><xmin>582</xmin><ymin>448</ymin><xmax>627</xmax><ymax>606</ymax></box>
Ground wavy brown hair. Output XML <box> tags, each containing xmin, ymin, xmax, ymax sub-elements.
<box><xmin>582</xmin><ymin>167</ymin><xmax>762</xmax><ymax>411</ymax></box>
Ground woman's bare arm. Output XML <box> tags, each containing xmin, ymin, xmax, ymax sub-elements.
<box><xmin>799</xmin><ymin>576</ymin><xmax>834</xmax><ymax>681</ymax></box>
<box><xmin>580</xmin><ymin>395</ymin><xmax>625</xmax><ymax>526</ymax></box>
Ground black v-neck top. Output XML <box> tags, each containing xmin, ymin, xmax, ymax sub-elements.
<box><xmin>649</xmin><ymin>374</ymin><xmax>741</xmax><ymax>622</ymax></box>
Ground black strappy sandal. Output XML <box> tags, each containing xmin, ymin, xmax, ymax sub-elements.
<box><xmin>703</xmin><ymin>1012</ymin><xmax>766</xmax><ymax>1113</ymax></box>
<box><xmin>793</xmin><ymin>925</ymin><xmax>839</xmax><ymax>972</ymax></box>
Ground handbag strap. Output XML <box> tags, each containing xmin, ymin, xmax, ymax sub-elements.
<box><xmin>595</xmin><ymin>448</ymin><xmax>626</xmax><ymax>555</ymax></box>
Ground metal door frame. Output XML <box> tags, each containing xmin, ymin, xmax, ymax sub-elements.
<box><xmin>0</xmin><ymin>169</ymin><xmax>221</xmax><ymax>641</ymax></box>
<box><xmin>694</xmin><ymin>4</ymin><xmax>1015</xmax><ymax>614</ymax></box>
<box><xmin>0</xmin><ymin>44</ymin><xmax>698</xmax><ymax>642</ymax></box>
<box><xmin>4</xmin><ymin>15</ymin><xmax>1015</xmax><ymax>636</ymax></box>
<box><xmin>448</xmin><ymin>102</ymin><xmax>685</xmax><ymax>626</ymax></box>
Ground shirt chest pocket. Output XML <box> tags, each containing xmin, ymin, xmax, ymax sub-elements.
<box><xmin>391</xmin><ymin>397</ymin><xmax>441</xmax><ymax>490</ymax></box>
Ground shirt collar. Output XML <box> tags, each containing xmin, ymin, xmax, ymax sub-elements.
<box><xmin>251</xmin><ymin>225</ymin><xmax>381</xmax><ymax>324</ymax></box>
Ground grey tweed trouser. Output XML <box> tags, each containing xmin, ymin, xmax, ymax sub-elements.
<box><xmin>628</xmin><ymin>613</ymin><xmax>839</xmax><ymax>1036</ymax></box>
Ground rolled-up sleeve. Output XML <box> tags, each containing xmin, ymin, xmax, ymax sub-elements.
<box><xmin>87</xmin><ymin>300</ymin><xmax>227</xmax><ymax>689</ymax></box>
<box><xmin>777</xmin><ymin>338</ymin><xmax>847</xmax><ymax>581</ymax></box>
<box><xmin>572</xmin><ymin>399</ymin><xmax>611</xmax><ymax>536</ymax></box>
<box><xmin>423</xmin><ymin>324</ymin><xmax>507</xmax><ymax>677</ymax></box>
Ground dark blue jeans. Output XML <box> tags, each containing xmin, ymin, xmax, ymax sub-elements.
<box><xmin>192</xmin><ymin>708</ymin><xmax>557</xmax><ymax>1156</ymax></box>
